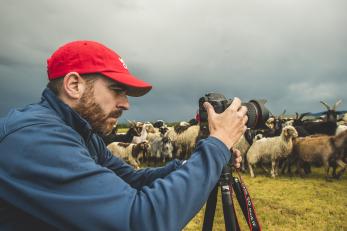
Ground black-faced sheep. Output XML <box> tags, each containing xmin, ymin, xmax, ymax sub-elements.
<box><xmin>101</xmin><ymin>121</ymin><xmax>142</xmax><ymax>145</ymax></box>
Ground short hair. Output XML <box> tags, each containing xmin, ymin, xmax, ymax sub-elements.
<box><xmin>46</xmin><ymin>73</ymin><xmax>100</xmax><ymax>95</ymax></box>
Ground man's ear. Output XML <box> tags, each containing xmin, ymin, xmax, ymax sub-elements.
<box><xmin>62</xmin><ymin>72</ymin><xmax>86</xmax><ymax>100</ymax></box>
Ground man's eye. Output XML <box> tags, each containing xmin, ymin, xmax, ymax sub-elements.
<box><xmin>110</xmin><ymin>87</ymin><xmax>127</xmax><ymax>95</ymax></box>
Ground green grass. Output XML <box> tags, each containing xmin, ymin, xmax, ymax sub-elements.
<box><xmin>117</xmin><ymin>128</ymin><xmax>129</xmax><ymax>133</ymax></box>
<box><xmin>183</xmin><ymin>168</ymin><xmax>347</xmax><ymax>231</ymax></box>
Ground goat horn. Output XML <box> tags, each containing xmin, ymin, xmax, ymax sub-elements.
<box><xmin>127</xmin><ymin>120</ymin><xmax>136</xmax><ymax>126</ymax></box>
<box><xmin>333</xmin><ymin>99</ymin><xmax>342</xmax><ymax>110</ymax></box>
<box><xmin>299</xmin><ymin>112</ymin><xmax>309</xmax><ymax>121</ymax></box>
<box><xmin>320</xmin><ymin>101</ymin><xmax>330</xmax><ymax>110</ymax></box>
<box><xmin>278</xmin><ymin>109</ymin><xmax>286</xmax><ymax>119</ymax></box>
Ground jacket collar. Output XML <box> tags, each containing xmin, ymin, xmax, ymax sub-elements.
<box><xmin>41</xmin><ymin>88</ymin><xmax>92</xmax><ymax>143</ymax></box>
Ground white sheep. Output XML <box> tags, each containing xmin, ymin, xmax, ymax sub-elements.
<box><xmin>107</xmin><ymin>141</ymin><xmax>149</xmax><ymax>169</ymax></box>
<box><xmin>132</xmin><ymin>122</ymin><xmax>154</xmax><ymax>144</ymax></box>
<box><xmin>149</xmin><ymin>135</ymin><xmax>174</xmax><ymax>163</ymax></box>
<box><xmin>247</xmin><ymin>125</ymin><xmax>298</xmax><ymax>178</ymax></box>
<box><xmin>335</xmin><ymin>124</ymin><xmax>347</xmax><ymax>136</ymax></box>
<box><xmin>166</xmin><ymin>125</ymin><xmax>199</xmax><ymax>160</ymax></box>
<box><xmin>234</xmin><ymin>131</ymin><xmax>263</xmax><ymax>172</ymax></box>
<box><xmin>343</xmin><ymin>113</ymin><xmax>347</xmax><ymax>123</ymax></box>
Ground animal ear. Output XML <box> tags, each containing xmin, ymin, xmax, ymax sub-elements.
<box><xmin>320</xmin><ymin>101</ymin><xmax>330</xmax><ymax>110</ymax></box>
<box><xmin>333</xmin><ymin>99</ymin><xmax>342</xmax><ymax>110</ymax></box>
<box><xmin>284</xmin><ymin>127</ymin><xmax>289</xmax><ymax>137</ymax></box>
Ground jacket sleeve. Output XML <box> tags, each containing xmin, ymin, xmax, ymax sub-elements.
<box><xmin>97</xmin><ymin>136</ymin><xmax>185</xmax><ymax>189</ymax></box>
<box><xmin>0</xmin><ymin>122</ymin><xmax>231</xmax><ymax>231</ymax></box>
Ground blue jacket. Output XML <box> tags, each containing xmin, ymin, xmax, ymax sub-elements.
<box><xmin>0</xmin><ymin>88</ymin><xmax>231</xmax><ymax>231</ymax></box>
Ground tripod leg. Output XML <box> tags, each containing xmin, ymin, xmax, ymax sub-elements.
<box><xmin>202</xmin><ymin>185</ymin><xmax>218</xmax><ymax>231</ymax></box>
<box><xmin>221</xmin><ymin>184</ymin><xmax>239</xmax><ymax>231</ymax></box>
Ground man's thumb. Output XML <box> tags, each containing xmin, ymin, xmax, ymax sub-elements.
<box><xmin>203</xmin><ymin>102</ymin><xmax>216</xmax><ymax>117</ymax></box>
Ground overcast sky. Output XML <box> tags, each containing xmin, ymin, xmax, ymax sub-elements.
<box><xmin>1</xmin><ymin>0</ymin><xmax>346</xmax><ymax>123</ymax></box>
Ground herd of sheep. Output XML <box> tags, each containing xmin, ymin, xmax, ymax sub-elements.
<box><xmin>102</xmin><ymin>100</ymin><xmax>347</xmax><ymax>180</ymax></box>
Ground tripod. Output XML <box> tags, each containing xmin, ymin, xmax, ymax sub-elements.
<box><xmin>202</xmin><ymin>162</ymin><xmax>261</xmax><ymax>231</ymax></box>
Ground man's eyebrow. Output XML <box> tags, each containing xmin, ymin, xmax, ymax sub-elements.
<box><xmin>107</xmin><ymin>81</ymin><xmax>123</xmax><ymax>88</ymax></box>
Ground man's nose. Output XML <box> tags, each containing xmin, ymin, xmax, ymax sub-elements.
<box><xmin>117</xmin><ymin>95</ymin><xmax>130</xmax><ymax>110</ymax></box>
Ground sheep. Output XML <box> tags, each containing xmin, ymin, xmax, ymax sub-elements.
<box><xmin>343</xmin><ymin>113</ymin><xmax>347</xmax><ymax>123</ymax></box>
<box><xmin>166</xmin><ymin>124</ymin><xmax>199</xmax><ymax>160</ymax></box>
<box><xmin>234</xmin><ymin>130</ymin><xmax>263</xmax><ymax>172</ymax></box>
<box><xmin>336</xmin><ymin>125</ymin><xmax>347</xmax><ymax>136</ymax></box>
<box><xmin>101</xmin><ymin>121</ymin><xmax>142</xmax><ymax>145</ymax></box>
<box><xmin>107</xmin><ymin>141</ymin><xmax>149</xmax><ymax>169</ymax></box>
<box><xmin>292</xmin><ymin>130</ymin><xmax>347</xmax><ymax>179</ymax></box>
<box><xmin>247</xmin><ymin>125</ymin><xmax>298</xmax><ymax>178</ymax></box>
<box><xmin>132</xmin><ymin>122</ymin><xmax>154</xmax><ymax>144</ymax></box>
<box><xmin>146</xmin><ymin>124</ymin><xmax>168</xmax><ymax>144</ymax></box>
<box><xmin>149</xmin><ymin>135</ymin><xmax>174</xmax><ymax>163</ymax></box>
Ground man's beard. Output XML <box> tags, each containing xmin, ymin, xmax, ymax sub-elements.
<box><xmin>74</xmin><ymin>87</ymin><xmax>122</xmax><ymax>135</ymax></box>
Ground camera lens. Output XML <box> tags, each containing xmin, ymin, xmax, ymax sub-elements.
<box><xmin>242</xmin><ymin>100</ymin><xmax>269</xmax><ymax>129</ymax></box>
<box><xmin>199</xmin><ymin>93</ymin><xmax>270</xmax><ymax>129</ymax></box>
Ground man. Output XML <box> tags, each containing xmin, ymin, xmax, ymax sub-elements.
<box><xmin>0</xmin><ymin>41</ymin><xmax>247</xmax><ymax>231</ymax></box>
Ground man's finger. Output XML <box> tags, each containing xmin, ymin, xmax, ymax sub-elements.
<box><xmin>227</xmin><ymin>97</ymin><xmax>241</xmax><ymax>112</ymax></box>
<box><xmin>232</xmin><ymin>148</ymin><xmax>241</xmax><ymax>158</ymax></box>
<box><xmin>235</xmin><ymin>156</ymin><xmax>242</xmax><ymax>163</ymax></box>
<box><xmin>238</xmin><ymin>106</ymin><xmax>248</xmax><ymax>116</ymax></box>
<box><xmin>203</xmin><ymin>102</ymin><xmax>216</xmax><ymax>118</ymax></box>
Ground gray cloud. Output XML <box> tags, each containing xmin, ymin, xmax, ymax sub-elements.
<box><xmin>1</xmin><ymin>0</ymin><xmax>347</xmax><ymax>123</ymax></box>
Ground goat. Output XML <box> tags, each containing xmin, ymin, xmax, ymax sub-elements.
<box><xmin>132</xmin><ymin>122</ymin><xmax>153</xmax><ymax>144</ymax></box>
<box><xmin>153</xmin><ymin>120</ymin><xmax>166</xmax><ymax>128</ymax></box>
<box><xmin>294</xmin><ymin>100</ymin><xmax>341</xmax><ymax>137</ymax></box>
<box><xmin>247</xmin><ymin>126</ymin><xmax>298</xmax><ymax>178</ymax></box>
<box><xmin>107</xmin><ymin>141</ymin><xmax>149</xmax><ymax>169</ymax></box>
<box><xmin>101</xmin><ymin>121</ymin><xmax>142</xmax><ymax>145</ymax></box>
<box><xmin>255</xmin><ymin>110</ymin><xmax>286</xmax><ymax>138</ymax></box>
<box><xmin>292</xmin><ymin>130</ymin><xmax>347</xmax><ymax>179</ymax></box>
<box><xmin>149</xmin><ymin>135</ymin><xmax>174</xmax><ymax>163</ymax></box>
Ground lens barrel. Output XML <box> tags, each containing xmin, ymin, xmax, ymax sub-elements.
<box><xmin>199</xmin><ymin>93</ymin><xmax>270</xmax><ymax>129</ymax></box>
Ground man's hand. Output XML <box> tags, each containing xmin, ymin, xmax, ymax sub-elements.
<box><xmin>204</xmin><ymin>97</ymin><xmax>248</xmax><ymax>150</ymax></box>
<box><xmin>233</xmin><ymin>148</ymin><xmax>242</xmax><ymax>169</ymax></box>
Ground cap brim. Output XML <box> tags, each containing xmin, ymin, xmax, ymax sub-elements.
<box><xmin>101</xmin><ymin>71</ymin><xmax>152</xmax><ymax>97</ymax></box>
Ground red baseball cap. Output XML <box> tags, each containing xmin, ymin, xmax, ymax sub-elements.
<box><xmin>47</xmin><ymin>40</ymin><xmax>152</xmax><ymax>97</ymax></box>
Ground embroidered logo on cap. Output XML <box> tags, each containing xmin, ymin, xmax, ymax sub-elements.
<box><xmin>119</xmin><ymin>57</ymin><xmax>128</xmax><ymax>70</ymax></box>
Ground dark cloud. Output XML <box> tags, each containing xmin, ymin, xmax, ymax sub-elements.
<box><xmin>1</xmin><ymin>0</ymin><xmax>347</xmax><ymax>122</ymax></box>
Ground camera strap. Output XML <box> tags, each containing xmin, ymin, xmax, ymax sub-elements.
<box><xmin>230</xmin><ymin>170</ymin><xmax>262</xmax><ymax>231</ymax></box>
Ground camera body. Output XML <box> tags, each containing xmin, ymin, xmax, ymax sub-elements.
<box><xmin>198</xmin><ymin>93</ymin><xmax>270</xmax><ymax>138</ymax></box>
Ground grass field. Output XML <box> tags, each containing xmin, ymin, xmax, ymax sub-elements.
<box><xmin>182</xmin><ymin>167</ymin><xmax>347</xmax><ymax>231</ymax></box>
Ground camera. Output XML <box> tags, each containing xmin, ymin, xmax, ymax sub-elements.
<box><xmin>198</xmin><ymin>93</ymin><xmax>270</xmax><ymax>135</ymax></box>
